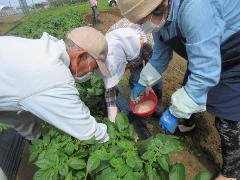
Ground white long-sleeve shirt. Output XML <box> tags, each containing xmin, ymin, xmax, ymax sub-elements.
<box><xmin>0</xmin><ymin>33</ymin><xmax>108</xmax><ymax>142</ymax></box>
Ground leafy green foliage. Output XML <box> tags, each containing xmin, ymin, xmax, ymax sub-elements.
<box><xmin>0</xmin><ymin>123</ymin><xmax>10</xmax><ymax>133</ymax></box>
<box><xmin>8</xmin><ymin>0</ymin><xmax>114</xmax><ymax>39</ymax></box>
<box><xmin>16</xmin><ymin>4</ymin><xmax>197</xmax><ymax>178</ymax></box>
<box><xmin>30</xmin><ymin>112</ymin><xmax>186</xmax><ymax>180</ymax></box>
<box><xmin>9</xmin><ymin>7</ymin><xmax>86</xmax><ymax>39</ymax></box>
<box><xmin>76</xmin><ymin>74</ymin><xmax>107</xmax><ymax>116</ymax></box>
<box><xmin>193</xmin><ymin>171</ymin><xmax>212</xmax><ymax>180</ymax></box>
<box><xmin>169</xmin><ymin>163</ymin><xmax>185</xmax><ymax>180</ymax></box>
<box><xmin>138</xmin><ymin>133</ymin><xmax>184</xmax><ymax>179</ymax></box>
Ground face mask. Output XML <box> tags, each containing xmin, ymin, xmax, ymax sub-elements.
<box><xmin>142</xmin><ymin>15</ymin><xmax>166</xmax><ymax>33</ymax></box>
<box><xmin>75</xmin><ymin>56</ymin><xmax>93</xmax><ymax>83</ymax></box>
<box><xmin>75</xmin><ymin>71</ymin><xmax>93</xmax><ymax>82</ymax></box>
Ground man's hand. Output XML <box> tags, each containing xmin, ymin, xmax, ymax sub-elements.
<box><xmin>98</xmin><ymin>123</ymin><xmax>110</xmax><ymax>143</ymax></box>
<box><xmin>130</xmin><ymin>83</ymin><xmax>146</xmax><ymax>103</ymax></box>
<box><xmin>100</xmin><ymin>133</ymin><xmax>109</xmax><ymax>143</ymax></box>
<box><xmin>159</xmin><ymin>109</ymin><xmax>179</xmax><ymax>133</ymax></box>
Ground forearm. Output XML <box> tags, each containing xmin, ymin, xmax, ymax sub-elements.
<box><xmin>139</xmin><ymin>32</ymin><xmax>172</xmax><ymax>87</ymax></box>
<box><xmin>150</xmin><ymin>31</ymin><xmax>173</xmax><ymax>75</ymax></box>
<box><xmin>20</xmin><ymin>84</ymin><xmax>109</xmax><ymax>142</ymax></box>
<box><xmin>105</xmin><ymin>87</ymin><xmax>117</xmax><ymax>108</ymax></box>
<box><xmin>105</xmin><ymin>87</ymin><xmax>118</xmax><ymax>122</ymax></box>
<box><xmin>138</xmin><ymin>62</ymin><xmax>162</xmax><ymax>87</ymax></box>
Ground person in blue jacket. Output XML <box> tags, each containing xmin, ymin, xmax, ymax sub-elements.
<box><xmin>118</xmin><ymin>0</ymin><xmax>240</xmax><ymax>179</ymax></box>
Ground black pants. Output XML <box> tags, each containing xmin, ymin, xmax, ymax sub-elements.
<box><xmin>91</xmin><ymin>6</ymin><xmax>99</xmax><ymax>24</ymax></box>
<box><xmin>215</xmin><ymin>117</ymin><xmax>240</xmax><ymax>179</ymax></box>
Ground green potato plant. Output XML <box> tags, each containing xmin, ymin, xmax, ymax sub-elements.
<box><xmin>0</xmin><ymin>123</ymin><xmax>9</xmax><ymax>133</ymax></box>
<box><xmin>30</xmin><ymin>112</ymin><xmax>187</xmax><ymax>180</ymax></box>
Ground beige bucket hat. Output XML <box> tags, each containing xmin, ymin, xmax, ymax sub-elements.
<box><xmin>67</xmin><ymin>26</ymin><xmax>109</xmax><ymax>77</ymax></box>
<box><xmin>117</xmin><ymin>0</ymin><xmax>163</xmax><ymax>23</ymax></box>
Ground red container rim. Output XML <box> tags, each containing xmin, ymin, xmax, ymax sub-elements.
<box><xmin>129</xmin><ymin>91</ymin><xmax>158</xmax><ymax>117</ymax></box>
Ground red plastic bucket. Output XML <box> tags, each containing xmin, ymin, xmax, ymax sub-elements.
<box><xmin>129</xmin><ymin>91</ymin><xmax>158</xmax><ymax>117</ymax></box>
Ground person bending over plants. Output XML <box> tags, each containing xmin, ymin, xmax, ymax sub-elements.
<box><xmin>103</xmin><ymin>18</ymin><xmax>164</xmax><ymax>122</ymax></box>
<box><xmin>0</xmin><ymin>26</ymin><xmax>110</xmax><ymax>144</ymax></box>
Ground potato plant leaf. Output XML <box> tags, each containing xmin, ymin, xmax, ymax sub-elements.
<box><xmin>59</xmin><ymin>163</ymin><xmax>69</xmax><ymax>177</ymax></box>
<box><xmin>115</xmin><ymin>112</ymin><xmax>129</xmax><ymax>131</ymax></box>
<box><xmin>193</xmin><ymin>171</ymin><xmax>212</xmax><ymax>180</ymax></box>
<box><xmin>160</xmin><ymin>137</ymin><xmax>184</xmax><ymax>154</ymax></box>
<box><xmin>87</xmin><ymin>155</ymin><xmax>101</xmax><ymax>173</ymax></box>
<box><xmin>33</xmin><ymin>168</ymin><xmax>58</xmax><ymax>180</ymax></box>
<box><xmin>65</xmin><ymin>171</ymin><xmax>72</xmax><ymax>180</ymax></box>
<box><xmin>68</xmin><ymin>157</ymin><xmax>86</xmax><ymax>170</ymax></box>
<box><xmin>75</xmin><ymin>171</ymin><xmax>85</xmax><ymax>179</ymax></box>
<box><xmin>146</xmin><ymin>164</ymin><xmax>154</xmax><ymax>180</ymax></box>
<box><xmin>116</xmin><ymin>165</ymin><xmax>130</xmax><ymax>178</ymax></box>
<box><xmin>126</xmin><ymin>151</ymin><xmax>138</xmax><ymax>168</ymax></box>
<box><xmin>0</xmin><ymin>123</ymin><xmax>10</xmax><ymax>133</ymax></box>
<box><xmin>158</xmin><ymin>155</ymin><xmax>170</xmax><ymax>172</ymax></box>
<box><xmin>169</xmin><ymin>163</ymin><xmax>185</xmax><ymax>180</ymax></box>
<box><xmin>35</xmin><ymin>159</ymin><xmax>53</xmax><ymax>169</ymax></box>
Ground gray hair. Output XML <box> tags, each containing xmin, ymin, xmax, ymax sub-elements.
<box><xmin>64</xmin><ymin>38</ymin><xmax>95</xmax><ymax>61</ymax></box>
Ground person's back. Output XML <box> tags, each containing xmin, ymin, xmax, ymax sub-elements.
<box><xmin>216</xmin><ymin>0</ymin><xmax>240</xmax><ymax>39</ymax></box>
<box><xmin>0</xmin><ymin>27</ymin><xmax>110</xmax><ymax>143</ymax></box>
<box><xmin>0</xmin><ymin>33</ymin><xmax>73</xmax><ymax>111</ymax></box>
<box><xmin>179</xmin><ymin>0</ymin><xmax>240</xmax><ymax>42</ymax></box>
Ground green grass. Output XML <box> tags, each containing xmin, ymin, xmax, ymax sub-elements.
<box><xmin>0</xmin><ymin>15</ymin><xmax>24</xmax><ymax>35</ymax></box>
<box><xmin>8</xmin><ymin>0</ymin><xmax>114</xmax><ymax>39</ymax></box>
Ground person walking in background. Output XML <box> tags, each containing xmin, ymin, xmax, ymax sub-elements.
<box><xmin>89</xmin><ymin>0</ymin><xmax>100</xmax><ymax>25</ymax></box>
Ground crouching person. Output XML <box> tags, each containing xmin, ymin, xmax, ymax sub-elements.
<box><xmin>0</xmin><ymin>26</ymin><xmax>109</xmax><ymax>143</ymax></box>
<box><xmin>104</xmin><ymin>18</ymin><xmax>163</xmax><ymax>122</ymax></box>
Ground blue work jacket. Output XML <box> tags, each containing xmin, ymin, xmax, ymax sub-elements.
<box><xmin>151</xmin><ymin>0</ymin><xmax>240</xmax><ymax>119</ymax></box>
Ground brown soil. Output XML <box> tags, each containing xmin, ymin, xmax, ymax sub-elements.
<box><xmin>91</xmin><ymin>10</ymin><xmax>222</xmax><ymax>179</ymax></box>
<box><xmin>16</xmin><ymin>143</ymin><xmax>37</xmax><ymax>180</ymax></box>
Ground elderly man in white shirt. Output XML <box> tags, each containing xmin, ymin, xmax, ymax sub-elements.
<box><xmin>0</xmin><ymin>26</ymin><xmax>109</xmax><ymax>143</ymax></box>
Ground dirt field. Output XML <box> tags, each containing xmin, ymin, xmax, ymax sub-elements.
<box><xmin>89</xmin><ymin>10</ymin><xmax>223</xmax><ymax>179</ymax></box>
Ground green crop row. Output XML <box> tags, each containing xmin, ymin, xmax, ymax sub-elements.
<box><xmin>8</xmin><ymin>0</ymin><xmax>113</xmax><ymax>39</ymax></box>
<box><xmin>30</xmin><ymin>112</ymin><xmax>211</xmax><ymax>180</ymax></box>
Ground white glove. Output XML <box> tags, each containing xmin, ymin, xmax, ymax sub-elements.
<box><xmin>107</xmin><ymin>106</ymin><xmax>118</xmax><ymax>122</ymax></box>
<box><xmin>100</xmin><ymin>133</ymin><xmax>110</xmax><ymax>143</ymax></box>
<box><xmin>169</xmin><ymin>88</ymin><xmax>206</xmax><ymax>119</ymax></box>
<box><xmin>95</xmin><ymin>123</ymin><xmax>110</xmax><ymax>143</ymax></box>
<box><xmin>138</xmin><ymin>62</ymin><xmax>162</xmax><ymax>87</ymax></box>
<box><xmin>146</xmin><ymin>87</ymin><xmax>154</xmax><ymax>95</ymax></box>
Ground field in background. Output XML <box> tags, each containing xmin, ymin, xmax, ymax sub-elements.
<box><xmin>2</xmin><ymin>0</ymin><xmax>114</xmax><ymax>38</ymax></box>
<box><xmin>0</xmin><ymin>15</ymin><xmax>24</xmax><ymax>35</ymax></box>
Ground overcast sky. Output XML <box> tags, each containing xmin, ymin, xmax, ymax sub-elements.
<box><xmin>0</xmin><ymin>0</ymin><xmax>46</xmax><ymax>7</ymax></box>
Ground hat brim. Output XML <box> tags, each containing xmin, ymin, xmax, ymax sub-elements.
<box><xmin>96</xmin><ymin>59</ymin><xmax>109</xmax><ymax>77</ymax></box>
<box><xmin>122</xmin><ymin>0</ymin><xmax>162</xmax><ymax>23</ymax></box>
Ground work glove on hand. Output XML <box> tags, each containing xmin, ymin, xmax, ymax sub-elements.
<box><xmin>98</xmin><ymin>123</ymin><xmax>110</xmax><ymax>143</ymax></box>
<box><xmin>130</xmin><ymin>83</ymin><xmax>146</xmax><ymax>103</ymax></box>
<box><xmin>107</xmin><ymin>106</ymin><xmax>118</xmax><ymax>122</ymax></box>
<box><xmin>159</xmin><ymin>109</ymin><xmax>179</xmax><ymax>134</ymax></box>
